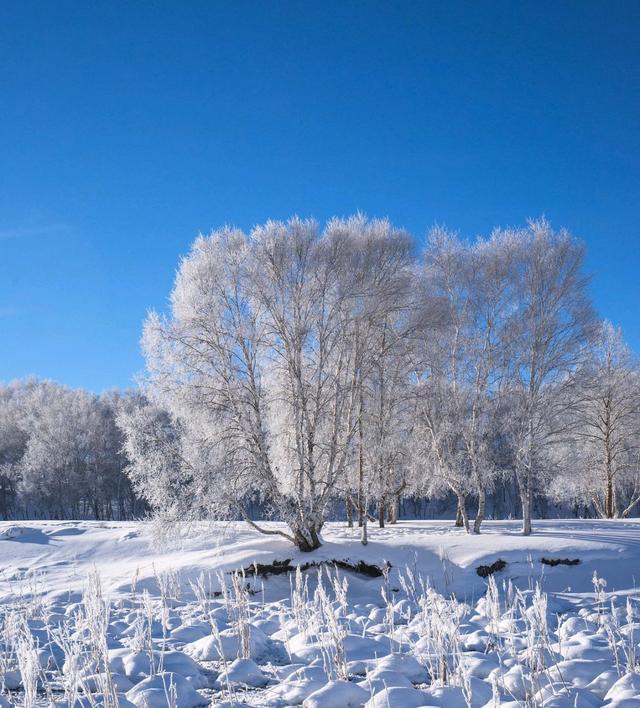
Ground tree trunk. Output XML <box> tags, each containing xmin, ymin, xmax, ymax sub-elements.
<box><xmin>346</xmin><ymin>495</ymin><xmax>354</xmax><ymax>528</ymax></box>
<box><xmin>361</xmin><ymin>517</ymin><xmax>368</xmax><ymax>545</ymax></box>
<box><xmin>455</xmin><ymin>501</ymin><xmax>464</xmax><ymax>527</ymax></box>
<box><xmin>293</xmin><ymin>525</ymin><xmax>322</xmax><ymax>552</ymax></box>
<box><xmin>473</xmin><ymin>488</ymin><xmax>485</xmax><ymax>534</ymax></box>
<box><xmin>519</xmin><ymin>412</ymin><xmax>535</xmax><ymax>536</ymax></box>
<box><xmin>521</xmin><ymin>483</ymin><xmax>532</xmax><ymax>536</ymax></box>
<box><xmin>456</xmin><ymin>494</ymin><xmax>470</xmax><ymax>533</ymax></box>
<box><xmin>390</xmin><ymin>493</ymin><xmax>399</xmax><ymax>524</ymax></box>
<box><xmin>357</xmin><ymin>388</ymin><xmax>365</xmax><ymax>527</ymax></box>
<box><xmin>605</xmin><ymin>473</ymin><xmax>615</xmax><ymax>519</ymax></box>
<box><xmin>378</xmin><ymin>495</ymin><xmax>386</xmax><ymax>528</ymax></box>
<box><xmin>603</xmin><ymin>401</ymin><xmax>618</xmax><ymax>519</ymax></box>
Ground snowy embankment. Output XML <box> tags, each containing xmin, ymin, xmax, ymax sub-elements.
<box><xmin>1</xmin><ymin>519</ymin><xmax>638</xmax><ymax>603</ymax></box>
<box><xmin>0</xmin><ymin>520</ymin><xmax>639</xmax><ymax>706</ymax></box>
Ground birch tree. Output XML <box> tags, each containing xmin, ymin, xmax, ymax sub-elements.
<box><xmin>136</xmin><ymin>216</ymin><xmax>413</xmax><ymax>550</ymax></box>
<box><xmin>414</xmin><ymin>229</ymin><xmax>472</xmax><ymax>530</ymax></box>
<box><xmin>561</xmin><ymin>322</ymin><xmax>640</xmax><ymax>517</ymax></box>
<box><xmin>463</xmin><ymin>231</ymin><xmax>520</xmax><ymax>532</ymax></box>
<box><xmin>507</xmin><ymin>219</ymin><xmax>595</xmax><ymax>535</ymax></box>
<box><xmin>414</xmin><ymin>228</ymin><xmax>517</xmax><ymax>533</ymax></box>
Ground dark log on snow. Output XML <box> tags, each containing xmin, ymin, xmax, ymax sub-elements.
<box><xmin>239</xmin><ymin>558</ymin><xmax>389</xmax><ymax>578</ymax></box>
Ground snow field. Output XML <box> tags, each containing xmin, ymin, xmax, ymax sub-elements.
<box><xmin>1</xmin><ymin>520</ymin><xmax>639</xmax><ymax>706</ymax></box>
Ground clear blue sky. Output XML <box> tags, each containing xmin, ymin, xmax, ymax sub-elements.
<box><xmin>1</xmin><ymin>1</ymin><xmax>638</xmax><ymax>391</ymax></box>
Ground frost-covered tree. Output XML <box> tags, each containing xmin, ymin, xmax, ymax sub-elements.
<box><xmin>3</xmin><ymin>216</ymin><xmax>634</xmax><ymax>530</ymax></box>
<box><xmin>506</xmin><ymin>220</ymin><xmax>596</xmax><ymax>535</ymax></box>
<box><xmin>361</xmin><ymin>316</ymin><xmax>417</xmax><ymax>527</ymax></box>
<box><xmin>117</xmin><ymin>395</ymin><xmax>205</xmax><ymax>520</ymax></box>
<box><xmin>554</xmin><ymin>322</ymin><xmax>640</xmax><ymax>517</ymax></box>
<box><xmin>413</xmin><ymin>228</ymin><xmax>519</xmax><ymax>533</ymax></box>
<box><xmin>413</xmin><ymin>229</ymin><xmax>473</xmax><ymax>530</ymax></box>
<box><xmin>0</xmin><ymin>379</ymin><xmax>138</xmax><ymax>520</ymax></box>
<box><xmin>90</xmin><ymin>390</ymin><xmax>140</xmax><ymax>519</ymax></box>
<box><xmin>18</xmin><ymin>382</ymin><xmax>129</xmax><ymax>518</ymax></box>
<box><xmin>0</xmin><ymin>381</ymin><xmax>31</xmax><ymax>518</ymax></box>
<box><xmin>338</xmin><ymin>223</ymin><xmax>421</xmax><ymax>528</ymax></box>
<box><xmin>461</xmin><ymin>232</ymin><xmax>522</xmax><ymax>532</ymax></box>
<box><xmin>135</xmin><ymin>216</ymin><xmax>414</xmax><ymax>550</ymax></box>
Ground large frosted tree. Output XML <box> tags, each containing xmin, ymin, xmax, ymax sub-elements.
<box><xmin>135</xmin><ymin>216</ymin><xmax>413</xmax><ymax>550</ymax></box>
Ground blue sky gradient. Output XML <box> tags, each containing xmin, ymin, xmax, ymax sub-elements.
<box><xmin>1</xmin><ymin>1</ymin><xmax>638</xmax><ymax>391</ymax></box>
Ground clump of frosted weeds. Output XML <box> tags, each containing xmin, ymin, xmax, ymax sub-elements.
<box><xmin>623</xmin><ymin>596</ymin><xmax>638</xmax><ymax>673</ymax></box>
<box><xmin>599</xmin><ymin>594</ymin><xmax>640</xmax><ymax>677</ymax></box>
<box><xmin>130</xmin><ymin>565</ymin><xmax>140</xmax><ymax>604</ymax></box>
<box><xmin>53</xmin><ymin>569</ymin><xmax>120</xmax><ymax>706</ymax></box>
<box><xmin>154</xmin><ymin>565</ymin><xmax>181</xmax><ymax>653</ymax></box>
<box><xmin>55</xmin><ymin>627</ymin><xmax>83</xmax><ymax>706</ymax></box>
<box><xmin>6</xmin><ymin>569</ymin><xmax>47</xmax><ymax>619</ymax></box>
<box><xmin>230</xmin><ymin>569</ymin><xmax>251</xmax><ymax>660</ymax></box>
<box><xmin>216</xmin><ymin>569</ymin><xmax>232</xmax><ymax>617</ymax></box>
<box><xmin>156</xmin><ymin>566</ymin><xmax>182</xmax><ymax>603</ymax></box>
<box><xmin>0</xmin><ymin>611</ymin><xmax>21</xmax><ymax>688</ymax></box>
<box><xmin>381</xmin><ymin>565</ymin><xmax>396</xmax><ymax>652</ymax></box>
<box><xmin>11</xmin><ymin>614</ymin><xmax>52</xmax><ymax>708</ymax></box>
<box><xmin>290</xmin><ymin>564</ymin><xmax>311</xmax><ymax>634</ymax></box>
<box><xmin>330</xmin><ymin>567</ymin><xmax>349</xmax><ymax>616</ymax></box>
<box><xmin>315</xmin><ymin>570</ymin><xmax>348</xmax><ymax>681</ymax></box>
<box><xmin>414</xmin><ymin>583</ymin><xmax>465</xmax><ymax>686</ymax></box>
<box><xmin>490</xmin><ymin>672</ymin><xmax>501</xmax><ymax>707</ymax></box>
<box><xmin>190</xmin><ymin>573</ymin><xmax>238</xmax><ymax>705</ymax></box>
<box><xmin>142</xmin><ymin>589</ymin><xmax>159</xmax><ymax>674</ymax></box>
<box><xmin>398</xmin><ymin>562</ymin><xmax>424</xmax><ymax>611</ymax></box>
<box><xmin>593</xmin><ymin>570</ymin><xmax>608</xmax><ymax>625</ymax></box>
<box><xmin>438</xmin><ymin>545</ymin><xmax>454</xmax><ymax>593</ymax></box>
<box><xmin>485</xmin><ymin>573</ymin><xmax>502</xmax><ymax>639</ymax></box>
<box><xmin>524</xmin><ymin>582</ymin><xmax>549</xmax><ymax>673</ymax></box>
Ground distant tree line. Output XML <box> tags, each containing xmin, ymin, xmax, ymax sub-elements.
<box><xmin>0</xmin><ymin>380</ymin><xmax>145</xmax><ymax>520</ymax></box>
<box><xmin>2</xmin><ymin>216</ymin><xmax>639</xmax><ymax>547</ymax></box>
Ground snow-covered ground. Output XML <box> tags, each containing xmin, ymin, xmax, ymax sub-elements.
<box><xmin>1</xmin><ymin>519</ymin><xmax>639</xmax><ymax>706</ymax></box>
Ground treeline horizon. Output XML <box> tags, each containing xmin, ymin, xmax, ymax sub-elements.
<box><xmin>1</xmin><ymin>216</ymin><xmax>639</xmax><ymax>544</ymax></box>
<box><xmin>0</xmin><ymin>374</ymin><xmax>580</xmax><ymax>524</ymax></box>
<box><xmin>0</xmin><ymin>374</ymin><xmax>609</xmax><ymax>525</ymax></box>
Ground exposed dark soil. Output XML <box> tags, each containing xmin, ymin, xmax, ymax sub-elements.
<box><xmin>476</xmin><ymin>559</ymin><xmax>507</xmax><ymax>577</ymax></box>
<box><xmin>240</xmin><ymin>558</ymin><xmax>389</xmax><ymax>578</ymax></box>
<box><xmin>541</xmin><ymin>557</ymin><xmax>581</xmax><ymax>566</ymax></box>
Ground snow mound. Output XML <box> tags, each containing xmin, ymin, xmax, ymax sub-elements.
<box><xmin>79</xmin><ymin>672</ymin><xmax>134</xmax><ymax>692</ymax></box>
<box><xmin>0</xmin><ymin>668</ymin><xmax>21</xmax><ymax>690</ymax></box>
<box><xmin>108</xmin><ymin>649</ymin><xmax>206</xmax><ymax>687</ymax></box>
<box><xmin>303</xmin><ymin>679</ymin><xmax>370</xmax><ymax>707</ymax></box>
<box><xmin>364</xmin><ymin>686</ymin><xmax>427</xmax><ymax>707</ymax></box>
<box><xmin>370</xmin><ymin>652</ymin><xmax>429</xmax><ymax>683</ymax></box>
<box><xmin>268</xmin><ymin>665</ymin><xmax>330</xmax><ymax>705</ymax></box>
<box><xmin>184</xmin><ymin>625</ymin><xmax>273</xmax><ymax>662</ymax></box>
<box><xmin>126</xmin><ymin>672</ymin><xmax>208</xmax><ymax>707</ymax></box>
<box><xmin>0</xmin><ymin>525</ymin><xmax>44</xmax><ymax>540</ymax></box>
<box><xmin>216</xmin><ymin>657</ymin><xmax>268</xmax><ymax>688</ymax></box>
<box><xmin>357</xmin><ymin>669</ymin><xmax>413</xmax><ymax>693</ymax></box>
<box><xmin>604</xmin><ymin>672</ymin><xmax>640</xmax><ymax>706</ymax></box>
